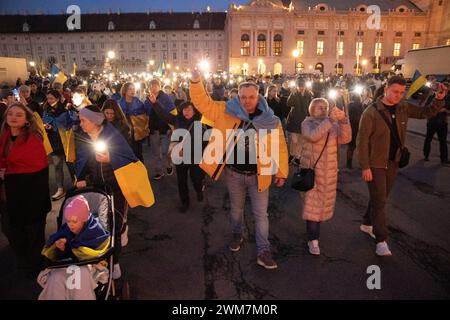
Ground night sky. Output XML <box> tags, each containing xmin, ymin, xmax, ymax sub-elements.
<box><xmin>0</xmin><ymin>0</ymin><xmax>243</xmax><ymax>14</ymax></box>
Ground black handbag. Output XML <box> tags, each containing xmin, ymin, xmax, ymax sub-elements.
<box><xmin>291</xmin><ymin>133</ymin><xmax>330</xmax><ymax>192</ymax></box>
<box><xmin>375</xmin><ymin>107</ymin><xmax>410</xmax><ymax>168</ymax></box>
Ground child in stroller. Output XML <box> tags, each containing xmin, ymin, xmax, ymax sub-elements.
<box><xmin>38</xmin><ymin>194</ymin><xmax>111</xmax><ymax>300</ymax></box>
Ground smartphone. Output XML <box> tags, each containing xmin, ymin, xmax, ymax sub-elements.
<box><xmin>12</xmin><ymin>88</ymin><xmax>19</xmax><ymax>100</ymax></box>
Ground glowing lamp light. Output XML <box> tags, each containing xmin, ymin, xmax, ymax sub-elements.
<box><xmin>425</xmin><ymin>82</ymin><xmax>432</xmax><ymax>87</ymax></box>
<box><xmin>198</xmin><ymin>60</ymin><xmax>210</xmax><ymax>72</ymax></box>
<box><xmin>289</xmin><ymin>80</ymin><xmax>296</xmax><ymax>88</ymax></box>
<box><xmin>94</xmin><ymin>141</ymin><xmax>107</xmax><ymax>153</ymax></box>
<box><xmin>306</xmin><ymin>81</ymin><xmax>312</xmax><ymax>89</ymax></box>
<box><xmin>354</xmin><ymin>85</ymin><xmax>364</xmax><ymax>95</ymax></box>
<box><xmin>134</xmin><ymin>82</ymin><xmax>141</xmax><ymax>90</ymax></box>
<box><xmin>328</xmin><ymin>89</ymin><xmax>338</xmax><ymax>100</ymax></box>
<box><xmin>107</xmin><ymin>50</ymin><xmax>115</xmax><ymax>59</ymax></box>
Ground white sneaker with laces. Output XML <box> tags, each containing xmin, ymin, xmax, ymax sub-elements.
<box><xmin>308</xmin><ymin>240</ymin><xmax>320</xmax><ymax>256</ymax></box>
<box><xmin>376</xmin><ymin>241</ymin><xmax>392</xmax><ymax>256</ymax></box>
<box><xmin>360</xmin><ymin>224</ymin><xmax>376</xmax><ymax>239</ymax></box>
<box><xmin>112</xmin><ymin>263</ymin><xmax>122</xmax><ymax>279</ymax></box>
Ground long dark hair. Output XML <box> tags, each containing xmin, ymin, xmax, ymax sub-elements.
<box><xmin>102</xmin><ymin>99</ymin><xmax>131</xmax><ymax>130</ymax></box>
<box><xmin>1</xmin><ymin>102</ymin><xmax>43</xmax><ymax>141</ymax></box>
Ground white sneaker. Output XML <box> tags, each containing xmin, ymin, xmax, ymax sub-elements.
<box><xmin>376</xmin><ymin>241</ymin><xmax>392</xmax><ymax>256</ymax></box>
<box><xmin>112</xmin><ymin>263</ymin><xmax>122</xmax><ymax>279</ymax></box>
<box><xmin>121</xmin><ymin>225</ymin><xmax>129</xmax><ymax>247</ymax></box>
<box><xmin>307</xmin><ymin>240</ymin><xmax>320</xmax><ymax>256</ymax></box>
<box><xmin>360</xmin><ymin>224</ymin><xmax>376</xmax><ymax>239</ymax></box>
<box><xmin>51</xmin><ymin>188</ymin><xmax>65</xmax><ymax>201</ymax></box>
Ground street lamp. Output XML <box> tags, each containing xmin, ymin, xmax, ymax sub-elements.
<box><xmin>292</xmin><ymin>49</ymin><xmax>299</xmax><ymax>74</ymax></box>
<box><xmin>107</xmin><ymin>50</ymin><xmax>116</xmax><ymax>60</ymax></box>
<box><xmin>29</xmin><ymin>61</ymin><xmax>36</xmax><ymax>67</ymax></box>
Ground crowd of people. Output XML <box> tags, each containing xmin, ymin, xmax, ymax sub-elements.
<box><xmin>0</xmin><ymin>67</ymin><xmax>449</xmax><ymax>299</ymax></box>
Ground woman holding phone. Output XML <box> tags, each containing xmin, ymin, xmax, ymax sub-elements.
<box><xmin>300</xmin><ymin>98</ymin><xmax>352</xmax><ymax>256</ymax></box>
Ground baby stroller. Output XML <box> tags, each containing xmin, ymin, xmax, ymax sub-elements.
<box><xmin>44</xmin><ymin>184</ymin><xmax>129</xmax><ymax>299</ymax></box>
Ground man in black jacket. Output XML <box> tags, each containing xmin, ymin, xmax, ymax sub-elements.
<box><xmin>286</xmin><ymin>78</ymin><xmax>313</xmax><ymax>164</ymax></box>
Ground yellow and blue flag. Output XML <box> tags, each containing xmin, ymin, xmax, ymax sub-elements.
<box><xmin>76</xmin><ymin>123</ymin><xmax>155</xmax><ymax>208</ymax></box>
<box><xmin>406</xmin><ymin>70</ymin><xmax>427</xmax><ymax>99</ymax></box>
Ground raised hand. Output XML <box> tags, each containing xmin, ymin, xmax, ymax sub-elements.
<box><xmin>191</xmin><ymin>70</ymin><xmax>201</xmax><ymax>83</ymax></box>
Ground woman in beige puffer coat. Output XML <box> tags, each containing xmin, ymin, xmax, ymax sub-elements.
<box><xmin>300</xmin><ymin>98</ymin><xmax>352</xmax><ymax>255</ymax></box>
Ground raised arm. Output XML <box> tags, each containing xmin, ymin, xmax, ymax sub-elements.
<box><xmin>151</xmin><ymin>99</ymin><xmax>177</xmax><ymax>126</ymax></box>
<box><xmin>189</xmin><ymin>71</ymin><xmax>226</xmax><ymax>124</ymax></box>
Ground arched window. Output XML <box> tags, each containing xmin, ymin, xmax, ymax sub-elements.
<box><xmin>315</xmin><ymin>62</ymin><xmax>324</xmax><ymax>73</ymax></box>
<box><xmin>193</xmin><ymin>19</ymin><xmax>200</xmax><ymax>29</ymax></box>
<box><xmin>273</xmin><ymin>34</ymin><xmax>282</xmax><ymax>56</ymax></box>
<box><xmin>316</xmin><ymin>3</ymin><xmax>329</xmax><ymax>11</ymax></box>
<box><xmin>22</xmin><ymin>22</ymin><xmax>29</xmax><ymax>32</ymax></box>
<box><xmin>240</xmin><ymin>34</ymin><xmax>250</xmax><ymax>56</ymax></box>
<box><xmin>335</xmin><ymin>63</ymin><xmax>344</xmax><ymax>75</ymax></box>
<box><xmin>257</xmin><ymin>34</ymin><xmax>266</xmax><ymax>56</ymax></box>
<box><xmin>357</xmin><ymin>5</ymin><xmax>367</xmax><ymax>12</ymax></box>
<box><xmin>108</xmin><ymin>21</ymin><xmax>115</xmax><ymax>31</ymax></box>
<box><xmin>149</xmin><ymin>20</ymin><xmax>156</xmax><ymax>30</ymax></box>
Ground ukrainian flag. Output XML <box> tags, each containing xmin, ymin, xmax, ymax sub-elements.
<box><xmin>34</xmin><ymin>112</ymin><xmax>53</xmax><ymax>155</ymax></box>
<box><xmin>406</xmin><ymin>70</ymin><xmax>427</xmax><ymax>99</ymax></box>
<box><xmin>76</xmin><ymin>123</ymin><xmax>155</xmax><ymax>208</ymax></box>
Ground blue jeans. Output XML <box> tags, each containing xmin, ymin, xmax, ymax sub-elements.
<box><xmin>150</xmin><ymin>131</ymin><xmax>171</xmax><ymax>174</ymax></box>
<box><xmin>225</xmin><ymin>168</ymin><xmax>270</xmax><ymax>254</ymax></box>
<box><xmin>51</xmin><ymin>153</ymin><xmax>64</xmax><ymax>189</ymax></box>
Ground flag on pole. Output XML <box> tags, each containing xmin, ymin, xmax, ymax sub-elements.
<box><xmin>54</xmin><ymin>71</ymin><xmax>68</xmax><ymax>84</ymax></box>
<box><xmin>51</xmin><ymin>64</ymin><xmax>60</xmax><ymax>76</ymax></box>
<box><xmin>406</xmin><ymin>70</ymin><xmax>427</xmax><ymax>99</ymax></box>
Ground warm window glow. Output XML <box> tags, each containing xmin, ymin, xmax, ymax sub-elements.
<box><xmin>274</xmin><ymin>34</ymin><xmax>283</xmax><ymax>56</ymax></box>
<box><xmin>393</xmin><ymin>43</ymin><xmax>401</xmax><ymax>57</ymax></box>
<box><xmin>337</xmin><ymin>41</ymin><xmax>344</xmax><ymax>56</ymax></box>
<box><xmin>296</xmin><ymin>40</ymin><xmax>304</xmax><ymax>56</ymax></box>
<box><xmin>356</xmin><ymin>42</ymin><xmax>363</xmax><ymax>56</ymax></box>
<box><xmin>375</xmin><ymin>42</ymin><xmax>382</xmax><ymax>56</ymax></box>
<box><xmin>317</xmin><ymin>41</ymin><xmax>324</xmax><ymax>55</ymax></box>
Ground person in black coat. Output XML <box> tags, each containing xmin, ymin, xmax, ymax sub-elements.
<box><xmin>150</xmin><ymin>96</ymin><xmax>207</xmax><ymax>213</ymax></box>
<box><xmin>346</xmin><ymin>94</ymin><xmax>365</xmax><ymax>169</ymax></box>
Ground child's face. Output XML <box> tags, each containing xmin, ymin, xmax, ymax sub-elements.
<box><xmin>66</xmin><ymin>216</ymin><xmax>85</xmax><ymax>234</ymax></box>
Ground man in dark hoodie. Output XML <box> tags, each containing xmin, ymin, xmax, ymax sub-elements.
<box><xmin>145</xmin><ymin>79</ymin><xmax>176</xmax><ymax>180</ymax></box>
<box><xmin>150</xmin><ymin>96</ymin><xmax>207</xmax><ymax>212</ymax></box>
<box><xmin>286</xmin><ymin>78</ymin><xmax>313</xmax><ymax>164</ymax></box>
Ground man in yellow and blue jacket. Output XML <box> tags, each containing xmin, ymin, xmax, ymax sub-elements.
<box><xmin>189</xmin><ymin>71</ymin><xmax>288</xmax><ymax>270</ymax></box>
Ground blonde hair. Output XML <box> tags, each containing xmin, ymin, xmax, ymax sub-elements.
<box><xmin>265</xmin><ymin>84</ymin><xmax>278</xmax><ymax>100</ymax></box>
<box><xmin>308</xmin><ymin>98</ymin><xmax>329</xmax><ymax>116</ymax></box>
<box><xmin>1</xmin><ymin>102</ymin><xmax>43</xmax><ymax>141</ymax></box>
